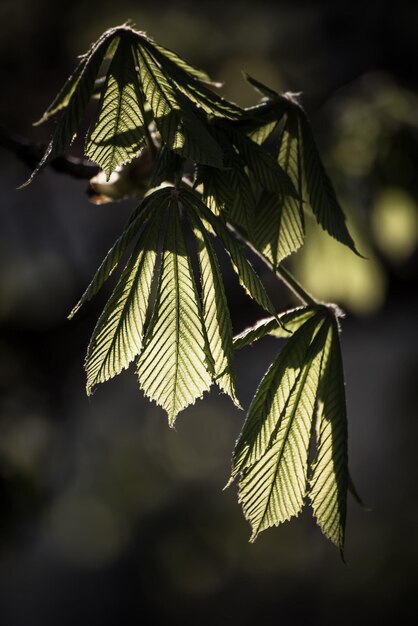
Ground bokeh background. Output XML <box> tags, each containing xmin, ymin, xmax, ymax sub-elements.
<box><xmin>0</xmin><ymin>1</ymin><xmax>417</xmax><ymax>624</ymax></box>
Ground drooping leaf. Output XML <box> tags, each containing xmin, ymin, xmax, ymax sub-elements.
<box><xmin>309</xmin><ymin>318</ymin><xmax>348</xmax><ymax>552</ymax></box>
<box><xmin>243</xmin><ymin>72</ymin><xmax>280</xmax><ymax>99</ymax></box>
<box><xmin>180</xmin><ymin>187</ymin><xmax>277</xmax><ymax>318</ymax></box>
<box><xmin>233</xmin><ymin>305</ymin><xmax>322</xmax><ymax>350</ymax></box>
<box><xmin>23</xmin><ymin>28</ymin><xmax>119</xmax><ymax>186</ymax></box>
<box><xmin>231</xmin><ymin>313</ymin><xmax>330</xmax><ymax>540</ymax></box>
<box><xmin>85</xmin><ymin>203</ymin><xmax>165</xmax><ymax>393</ymax></box>
<box><xmin>143</xmin><ymin>38</ymin><xmax>214</xmax><ymax>84</ymax></box>
<box><xmin>137</xmin><ymin>46</ymin><xmax>224</xmax><ymax>167</ymax></box>
<box><xmin>144</xmin><ymin>39</ymin><xmax>243</xmax><ymax>120</ymax></box>
<box><xmin>33</xmin><ymin>54</ymin><xmax>88</xmax><ymax>126</ymax></box>
<box><xmin>86</xmin><ymin>35</ymin><xmax>146</xmax><ymax>178</ymax></box>
<box><xmin>299</xmin><ymin>112</ymin><xmax>360</xmax><ymax>255</ymax></box>
<box><xmin>148</xmin><ymin>146</ymin><xmax>184</xmax><ymax>188</ymax></box>
<box><xmin>247</xmin><ymin>119</ymin><xmax>278</xmax><ymax>145</ymax></box>
<box><xmin>253</xmin><ymin>189</ymin><xmax>304</xmax><ymax>268</ymax></box>
<box><xmin>68</xmin><ymin>189</ymin><xmax>169</xmax><ymax>319</ymax></box>
<box><xmin>137</xmin><ymin>200</ymin><xmax>212</xmax><ymax>425</ymax></box>
<box><xmin>225</xmin><ymin>126</ymin><xmax>297</xmax><ymax>198</ymax></box>
<box><xmin>188</xmin><ymin>211</ymin><xmax>239</xmax><ymax>406</ymax></box>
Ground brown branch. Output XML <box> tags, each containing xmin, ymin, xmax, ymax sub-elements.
<box><xmin>0</xmin><ymin>126</ymin><xmax>99</xmax><ymax>179</ymax></box>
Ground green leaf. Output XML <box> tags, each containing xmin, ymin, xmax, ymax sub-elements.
<box><xmin>144</xmin><ymin>39</ymin><xmax>242</xmax><ymax>120</ymax></box>
<box><xmin>85</xmin><ymin>202</ymin><xmax>165</xmax><ymax>394</ymax></box>
<box><xmin>68</xmin><ymin>189</ymin><xmax>169</xmax><ymax>319</ymax></box>
<box><xmin>86</xmin><ymin>36</ymin><xmax>146</xmax><ymax>179</ymax></box>
<box><xmin>33</xmin><ymin>55</ymin><xmax>88</xmax><ymax>126</ymax></box>
<box><xmin>231</xmin><ymin>313</ymin><xmax>330</xmax><ymax>540</ymax></box>
<box><xmin>225</xmin><ymin>126</ymin><xmax>297</xmax><ymax>198</ymax></box>
<box><xmin>137</xmin><ymin>46</ymin><xmax>224</xmax><ymax>167</ymax></box>
<box><xmin>143</xmin><ymin>38</ymin><xmax>214</xmax><ymax>83</ymax></box>
<box><xmin>137</xmin><ymin>200</ymin><xmax>212</xmax><ymax>425</ymax></box>
<box><xmin>247</xmin><ymin>119</ymin><xmax>278</xmax><ymax>145</ymax></box>
<box><xmin>299</xmin><ymin>113</ymin><xmax>360</xmax><ymax>255</ymax></box>
<box><xmin>253</xmin><ymin>189</ymin><xmax>304</xmax><ymax>268</ymax></box>
<box><xmin>23</xmin><ymin>28</ymin><xmax>118</xmax><ymax>186</ymax></box>
<box><xmin>180</xmin><ymin>187</ymin><xmax>277</xmax><ymax>318</ymax></box>
<box><xmin>188</xmin><ymin>211</ymin><xmax>239</xmax><ymax>406</ymax></box>
<box><xmin>309</xmin><ymin>318</ymin><xmax>348</xmax><ymax>552</ymax></box>
<box><xmin>233</xmin><ymin>305</ymin><xmax>322</xmax><ymax>350</ymax></box>
<box><xmin>243</xmin><ymin>72</ymin><xmax>279</xmax><ymax>99</ymax></box>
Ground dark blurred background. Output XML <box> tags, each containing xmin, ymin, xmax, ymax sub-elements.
<box><xmin>0</xmin><ymin>1</ymin><xmax>417</xmax><ymax>624</ymax></box>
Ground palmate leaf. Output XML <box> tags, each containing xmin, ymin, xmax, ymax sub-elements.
<box><xmin>188</xmin><ymin>211</ymin><xmax>239</xmax><ymax>406</ymax></box>
<box><xmin>137</xmin><ymin>199</ymin><xmax>212</xmax><ymax>425</ymax></box>
<box><xmin>137</xmin><ymin>46</ymin><xmax>224</xmax><ymax>167</ymax></box>
<box><xmin>68</xmin><ymin>190</ymin><xmax>166</xmax><ymax>319</ymax></box>
<box><xmin>242</xmin><ymin>75</ymin><xmax>359</xmax><ymax>257</ymax></box>
<box><xmin>231</xmin><ymin>313</ymin><xmax>330</xmax><ymax>540</ymax></box>
<box><xmin>23</xmin><ymin>28</ymin><xmax>120</xmax><ymax>186</ymax></box>
<box><xmin>180</xmin><ymin>187</ymin><xmax>277</xmax><ymax>319</ymax></box>
<box><xmin>86</xmin><ymin>35</ymin><xmax>146</xmax><ymax>179</ymax></box>
<box><xmin>309</xmin><ymin>318</ymin><xmax>348</xmax><ymax>552</ymax></box>
<box><xmin>233</xmin><ymin>305</ymin><xmax>322</xmax><ymax>350</ymax></box>
<box><xmin>85</xmin><ymin>201</ymin><xmax>165</xmax><ymax>393</ymax></box>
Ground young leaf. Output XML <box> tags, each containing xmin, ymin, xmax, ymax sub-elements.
<box><xmin>299</xmin><ymin>112</ymin><xmax>360</xmax><ymax>255</ymax></box>
<box><xmin>137</xmin><ymin>46</ymin><xmax>223</xmax><ymax>167</ymax></box>
<box><xmin>143</xmin><ymin>38</ymin><xmax>214</xmax><ymax>84</ymax></box>
<box><xmin>233</xmin><ymin>305</ymin><xmax>322</xmax><ymax>350</ymax></box>
<box><xmin>68</xmin><ymin>189</ymin><xmax>169</xmax><ymax>319</ymax></box>
<box><xmin>188</xmin><ymin>211</ymin><xmax>239</xmax><ymax>406</ymax></box>
<box><xmin>33</xmin><ymin>54</ymin><xmax>88</xmax><ymax>126</ymax></box>
<box><xmin>23</xmin><ymin>28</ymin><xmax>118</xmax><ymax>186</ymax></box>
<box><xmin>231</xmin><ymin>313</ymin><xmax>330</xmax><ymax>540</ymax></box>
<box><xmin>85</xmin><ymin>203</ymin><xmax>165</xmax><ymax>394</ymax></box>
<box><xmin>86</xmin><ymin>36</ymin><xmax>146</xmax><ymax>178</ymax></box>
<box><xmin>309</xmin><ymin>318</ymin><xmax>348</xmax><ymax>552</ymax></box>
<box><xmin>225</xmin><ymin>126</ymin><xmax>297</xmax><ymax>198</ymax></box>
<box><xmin>144</xmin><ymin>39</ymin><xmax>243</xmax><ymax>120</ymax></box>
<box><xmin>180</xmin><ymin>187</ymin><xmax>277</xmax><ymax>318</ymax></box>
<box><xmin>137</xmin><ymin>200</ymin><xmax>212</xmax><ymax>425</ymax></box>
<box><xmin>253</xmin><ymin>189</ymin><xmax>304</xmax><ymax>268</ymax></box>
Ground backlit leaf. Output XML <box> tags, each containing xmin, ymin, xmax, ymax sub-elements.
<box><xmin>137</xmin><ymin>200</ymin><xmax>212</xmax><ymax>425</ymax></box>
<box><xmin>232</xmin><ymin>314</ymin><xmax>330</xmax><ymax>540</ymax></box>
<box><xmin>85</xmin><ymin>202</ymin><xmax>165</xmax><ymax>393</ymax></box>
<box><xmin>86</xmin><ymin>35</ymin><xmax>146</xmax><ymax>178</ymax></box>
<box><xmin>189</xmin><ymin>211</ymin><xmax>239</xmax><ymax>405</ymax></box>
<box><xmin>309</xmin><ymin>318</ymin><xmax>348</xmax><ymax>552</ymax></box>
<box><xmin>180</xmin><ymin>187</ymin><xmax>277</xmax><ymax>318</ymax></box>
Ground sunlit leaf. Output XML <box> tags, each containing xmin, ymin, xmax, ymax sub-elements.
<box><xmin>309</xmin><ymin>318</ymin><xmax>348</xmax><ymax>552</ymax></box>
<box><xmin>253</xmin><ymin>189</ymin><xmax>304</xmax><ymax>268</ymax></box>
<box><xmin>180</xmin><ymin>187</ymin><xmax>277</xmax><ymax>318</ymax></box>
<box><xmin>299</xmin><ymin>113</ymin><xmax>360</xmax><ymax>255</ymax></box>
<box><xmin>68</xmin><ymin>189</ymin><xmax>168</xmax><ymax>319</ymax></box>
<box><xmin>137</xmin><ymin>46</ymin><xmax>223</xmax><ymax>167</ymax></box>
<box><xmin>86</xmin><ymin>36</ymin><xmax>146</xmax><ymax>178</ymax></box>
<box><xmin>189</xmin><ymin>211</ymin><xmax>239</xmax><ymax>405</ymax></box>
<box><xmin>233</xmin><ymin>305</ymin><xmax>322</xmax><ymax>349</ymax></box>
<box><xmin>137</xmin><ymin>199</ymin><xmax>212</xmax><ymax>425</ymax></box>
<box><xmin>24</xmin><ymin>28</ymin><xmax>119</xmax><ymax>185</ymax></box>
<box><xmin>232</xmin><ymin>314</ymin><xmax>330</xmax><ymax>540</ymax></box>
<box><xmin>85</xmin><ymin>202</ymin><xmax>165</xmax><ymax>393</ymax></box>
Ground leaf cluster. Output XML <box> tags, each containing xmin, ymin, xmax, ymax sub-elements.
<box><xmin>25</xmin><ymin>25</ymin><xmax>365</xmax><ymax>555</ymax></box>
